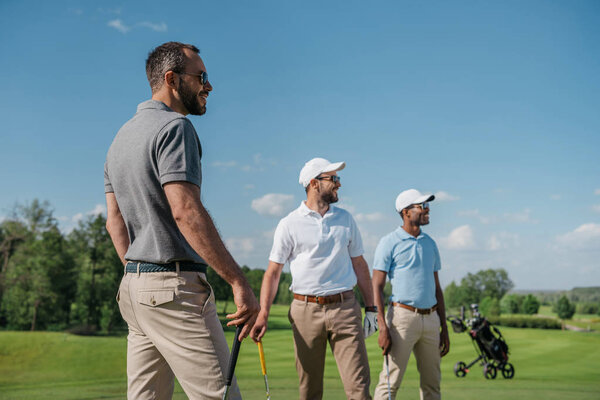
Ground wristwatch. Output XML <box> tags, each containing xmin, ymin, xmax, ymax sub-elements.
<box><xmin>364</xmin><ymin>306</ymin><xmax>378</xmax><ymax>312</ymax></box>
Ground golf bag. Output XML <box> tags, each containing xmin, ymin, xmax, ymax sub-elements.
<box><xmin>446</xmin><ymin>304</ymin><xmax>515</xmax><ymax>380</ymax></box>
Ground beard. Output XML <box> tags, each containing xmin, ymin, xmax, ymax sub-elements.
<box><xmin>320</xmin><ymin>189</ymin><xmax>338</xmax><ymax>204</ymax></box>
<box><xmin>178</xmin><ymin>80</ymin><xmax>205</xmax><ymax>115</ymax></box>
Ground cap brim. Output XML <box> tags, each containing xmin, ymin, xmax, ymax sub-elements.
<box><xmin>414</xmin><ymin>194</ymin><xmax>435</xmax><ymax>204</ymax></box>
<box><xmin>322</xmin><ymin>161</ymin><xmax>345</xmax><ymax>173</ymax></box>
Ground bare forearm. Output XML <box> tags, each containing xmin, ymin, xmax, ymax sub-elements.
<box><xmin>372</xmin><ymin>270</ymin><xmax>388</xmax><ymax>328</ymax></box>
<box><xmin>259</xmin><ymin>262</ymin><xmax>283</xmax><ymax>316</ymax></box>
<box><xmin>105</xmin><ymin>193</ymin><xmax>129</xmax><ymax>266</ymax></box>
<box><xmin>106</xmin><ymin>218</ymin><xmax>129</xmax><ymax>265</ymax></box>
<box><xmin>175</xmin><ymin>204</ymin><xmax>246</xmax><ymax>286</ymax></box>
<box><xmin>352</xmin><ymin>256</ymin><xmax>374</xmax><ymax>306</ymax></box>
<box><xmin>436</xmin><ymin>285</ymin><xmax>447</xmax><ymax>331</ymax></box>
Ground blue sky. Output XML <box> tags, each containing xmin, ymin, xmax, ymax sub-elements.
<box><xmin>1</xmin><ymin>0</ymin><xmax>599</xmax><ymax>290</ymax></box>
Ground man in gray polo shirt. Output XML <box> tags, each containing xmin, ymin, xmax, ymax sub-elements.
<box><xmin>104</xmin><ymin>41</ymin><xmax>259</xmax><ymax>400</ymax></box>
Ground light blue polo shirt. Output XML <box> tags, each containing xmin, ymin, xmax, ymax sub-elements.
<box><xmin>373</xmin><ymin>227</ymin><xmax>441</xmax><ymax>309</ymax></box>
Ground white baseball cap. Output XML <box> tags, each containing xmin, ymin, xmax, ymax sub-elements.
<box><xmin>395</xmin><ymin>189</ymin><xmax>435</xmax><ymax>212</ymax></box>
<box><xmin>299</xmin><ymin>157</ymin><xmax>345</xmax><ymax>187</ymax></box>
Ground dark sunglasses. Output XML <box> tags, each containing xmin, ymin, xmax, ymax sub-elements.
<box><xmin>180</xmin><ymin>71</ymin><xmax>208</xmax><ymax>85</ymax></box>
<box><xmin>315</xmin><ymin>175</ymin><xmax>341</xmax><ymax>184</ymax></box>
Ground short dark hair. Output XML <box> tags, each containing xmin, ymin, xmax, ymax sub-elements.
<box><xmin>145</xmin><ymin>42</ymin><xmax>199</xmax><ymax>93</ymax></box>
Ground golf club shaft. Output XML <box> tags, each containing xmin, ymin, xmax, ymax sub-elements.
<box><xmin>222</xmin><ymin>324</ymin><xmax>244</xmax><ymax>400</ymax></box>
<box><xmin>257</xmin><ymin>341</ymin><xmax>271</xmax><ymax>399</ymax></box>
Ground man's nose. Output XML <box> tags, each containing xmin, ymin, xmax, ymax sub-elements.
<box><xmin>205</xmin><ymin>80</ymin><xmax>213</xmax><ymax>92</ymax></box>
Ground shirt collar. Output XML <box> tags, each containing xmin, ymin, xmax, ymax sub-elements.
<box><xmin>396</xmin><ymin>226</ymin><xmax>424</xmax><ymax>240</ymax></box>
<box><xmin>137</xmin><ymin>99</ymin><xmax>176</xmax><ymax>113</ymax></box>
<box><xmin>298</xmin><ymin>201</ymin><xmax>335</xmax><ymax>217</ymax></box>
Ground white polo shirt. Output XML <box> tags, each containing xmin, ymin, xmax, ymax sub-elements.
<box><xmin>269</xmin><ymin>202</ymin><xmax>364</xmax><ymax>296</ymax></box>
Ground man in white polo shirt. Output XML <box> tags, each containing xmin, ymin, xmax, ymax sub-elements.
<box><xmin>250</xmin><ymin>157</ymin><xmax>377</xmax><ymax>400</ymax></box>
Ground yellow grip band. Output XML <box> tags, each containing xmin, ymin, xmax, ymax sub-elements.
<box><xmin>257</xmin><ymin>341</ymin><xmax>267</xmax><ymax>375</ymax></box>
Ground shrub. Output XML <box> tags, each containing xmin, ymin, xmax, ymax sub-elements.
<box><xmin>554</xmin><ymin>295</ymin><xmax>576</xmax><ymax>320</ymax></box>
<box><xmin>479</xmin><ymin>296</ymin><xmax>501</xmax><ymax>316</ymax></box>
<box><xmin>521</xmin><ymin>294</ymin><xmax>541</xmax><ymax>315</ymax></box>
<box><xmin>500</xmin><ymin>293</ymin><xmax>523</xmax><ymax>314</ymax></box>
<box><xmin>487</xmin><ymin>315</ymin><xmax>561</xmax><ymax>329</ymax></box>
<box><xmin>577</xmin><ymin>302</ymin><xmax>600</xmax><ymax>315</ymax></box>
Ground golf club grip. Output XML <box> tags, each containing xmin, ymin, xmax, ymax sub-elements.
<box><xmin>257</xmin><ymin>341</ymin><xmax>267</xmax><ymax>375</ymax></box>
<box><xmin>225</xmin><ymin>324</ymin><xmax>244</xmax><ymax>385</ymax></box>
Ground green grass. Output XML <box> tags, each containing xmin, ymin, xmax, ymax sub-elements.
<box><xmin>1</xmin><ymin>304</ymin><xmax>599</xmax><ymax>399</ymax></box>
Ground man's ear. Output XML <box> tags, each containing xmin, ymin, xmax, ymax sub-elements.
<box><xmin>164</xmin><ymin>71</ymin><xmax>177</xmax><ymax>90</ymax></box>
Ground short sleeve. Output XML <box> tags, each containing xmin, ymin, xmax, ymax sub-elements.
<box><xmin>348</xmin><ymin>214</ymin><xmax>364</xmax><ymax>258</ymax></box>
<box><xmin>373</xmin><ymin>237</ymin><xmax>392</xmax><ymax>272</ymax></box>
<box><xmin>156</xmin><ymin>118</ymin><xmax>202</xmax><ymax>187</ymax></box>
<box><xmin>104</xmin><ymin>162</ymin><xmax>113</xmax><ymax>193</ymax></box>
<box><xmin>432</xmin><ymin>240</ymin><xmax>442</xmax><ymax>272</ymax></box>
<box><xmin>269</xmin><ymin>219</ymin><xmax>293</xmax><ymax>264</ymax></box>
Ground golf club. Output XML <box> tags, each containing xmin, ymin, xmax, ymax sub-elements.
<box><xmin>385</xmin><ymin>353</ymin><xmax>392</xmax><ymax>400</ymax></box>
<box><xmin>222</xmin><ymin>324</ymin><xmax>244</xmax><ymax>400</ymax></box>
<box><xmin>257</xmin><ymin>341</ymin><xmax>271</xmax><ymax>399</ymax></box>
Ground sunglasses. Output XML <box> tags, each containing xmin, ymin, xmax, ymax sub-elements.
<box><xmin>409</xmin><ymin>202</ymin><xmax>429</xmax><ymax>210</ymax></box>
<box><xmin>180</xmin><ymin>71</ymin><xmax>208</xmax><ymax>85</ymax></box>
<box><xmin>315</xmin><ymin>175</ymin><xmax>341</xmax><ymax>184</ymax></box>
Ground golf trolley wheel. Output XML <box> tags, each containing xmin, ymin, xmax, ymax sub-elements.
<box><xmin>501</xmin><ymin>363</ymin><xmax>515</xmax><ymax>379</ymax></box>
<box><xmin>483</xmin><ymin>364</ymin><xmax>497</xmax><ymax>380</ymax></box>
<box><xmin>454</xmin><ymin>361</ymin><xmax>468</xmax><ymax>378</ymax></box>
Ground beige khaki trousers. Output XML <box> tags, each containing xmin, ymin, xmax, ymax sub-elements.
<box><xmin>117</xmin><ymin>267</ymin><xmax>241</xmax><ymax>400</ymax></box>
<box><xmin>374</xmin><ymin>306</ymin><xmax>441</xmax><ymax>400</ymax></box>
<box><xmin>288</xmin><ymin>295</ymin><xmax>372</xmax><ymax>400</ymax></box>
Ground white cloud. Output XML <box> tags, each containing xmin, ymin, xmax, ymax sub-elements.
<box><xmin>137</xmin><ymin>21</ymin><xmax>167</xmax><ymax>32</ymax></box>
<box><xmin>251</xmin><ymin>194</ymin><xmax>295</xmax><ymax>217</ymax></box>
<box><xmin>595</xmin><ymin>189</ymin><xmax>600</xmax><ymax>196</ymax></box>
<box><xmin>241</xmin><ymin>153</ymin><xmax>277</xmax><ymax>172</ymax></box>
<box><xmin>226</xmin><ymin>237</ymin><xmax>256</xmax><ymax>254</ymax></box>
<box><xmin>212</xmin><ymin>160</ymin><xmax>237</xmax><ymax>168</ymax></box>
<box><xmin>434</xmin><ymin>191</ymin><xmax>460</xmax><ymax>202</ymax></box>
<box><xmin>556</xmin><ymin>223</ymin><xmax>600</xmax><ymax>250</ymax></box>
<box><xmin>486</xmin><ymin>232</ymin><xmax>520</xmax><ymax>251</ymax></box>
<box><xmin>592</xmin><ymin>204</ymin><xmax>600</xmax><ymax>213</ymax></box>
<box><xmin>440</xmin><ymin>225</ymin><xmax>476</xmax><ymax>250</ymax></box>
<box><xmin>108</xmin><ymin>19</ymin><xmax>168</xmax><ymax>34</ymax></box>
<box><xmin>355</xmin><ymin>212</ymin><xmax>385</xmax><ymax>222</ymax></box>
<box><xmin>88</xmin><ymin>204</ymin><xmax>106</xmax><ymax>216</ymax></box>
<box><xmin>503</xmin><ymin>209</ymin><xmax>537</xmax><ymax>224</ymax></box>
<box><xmin>108</xmin><ymin>19</ymin><xmax>130</xmax><ymax>33</ymax></box>
<box><xmin>457</xmin><ymin>209</ymin><xmax>495</xmax><ymax>224</ymax></box>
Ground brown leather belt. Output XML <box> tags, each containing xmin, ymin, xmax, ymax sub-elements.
<box><xmin>391</xmin><ymin>302</ymin><xmax>438</xmax><ymax>315</ymax></box>
<box><xmin>293</xmin><ymin>290</ymin><xmax>354</xmax><ymax>305</ymax></box>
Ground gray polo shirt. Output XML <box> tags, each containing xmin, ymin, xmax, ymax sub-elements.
<box><xmin>104</xmin><ymin>100</ymin><xmax>206</xmax><ymax>264</ymax></box>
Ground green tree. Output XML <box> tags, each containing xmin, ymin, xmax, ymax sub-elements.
<box><xmin>274</xmin><ymin>271</ymin><xmax>293</xmax><ymax>305</ymax></box>
<box><xmin>461</xmin><ymin>268</ymin><xmax>514</xmax><ymax>302</ymax></box>
<box><xmin>500</xmin><ymin>293</ymin><xmax>524</xmax><ymax>314</ymax></box>
<box><xmin>67</xmin><ymin>214</ymin><xmax>124</xmax><ymax>333</ymax></box>
<box><xmin>242</xmin><ymin>266</ymin><xmax>265</xmax><ymax>299</ymax></box>
<box><xmin>0</xmin><ymin>201</ymin><xmax>75</xmax><ymax>330</ymax></box>
<box><xmin>479</xmin><ymin>296</ymin><xmax>501</xmax><ymax>316</ymax></box>
<box><xmin>520</xmin><ymin>294</ymin><xmax>540</xmax><ymax>315</ymax></box>
<box><xmin>444</xmin><ymin>281</ymin><xmax>472</xmax><ymax>308</ymax></box>
<box><xmin>554</xmin><ymin>295</ymin><xmax>576</xmax><ymax>320</ymax></box>
<box><xmin>206</xmin><ymin>266</ymin><xmax>233</xmax><ymax>314</ymax></box>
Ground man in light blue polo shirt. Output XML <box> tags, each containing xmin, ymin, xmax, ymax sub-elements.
<box><xmin>372</xmin><ymin>189</ymin><xmax>449</xmax><ymax>400</ymax></box>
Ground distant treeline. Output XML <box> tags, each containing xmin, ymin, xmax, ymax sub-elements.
<box><xmin>2</xmin><ymin>200</ymin><xmax>597</xmax><ymax>333</ymax></box>
<box><xmin>0</xmin><ymin>200</ymin><xmax>316</xmax><ymax>334</ymax></box>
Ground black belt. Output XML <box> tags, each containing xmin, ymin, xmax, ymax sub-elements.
<box><xmin>126</xmin><ymin>261</ymin><xmax>207</xmax><ymax>274</ymax></box>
